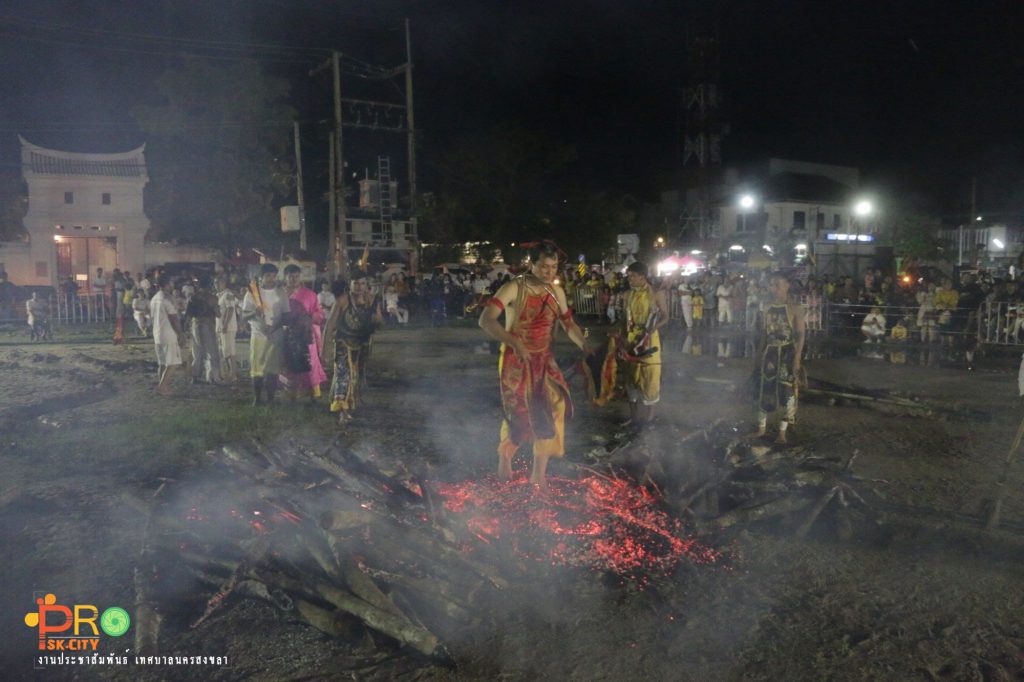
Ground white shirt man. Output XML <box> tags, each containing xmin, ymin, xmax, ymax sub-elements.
<box><xmin>317</xmin><ymin>284</ymin><xmax>336</xmax><ymax>317</ymax></box>
<box><xmin>716</xmin><ymin>281</ymin><xmax>735</xmax><ymax>324</ymax></box>
<box><xmin>92</xmin><ymin>268</ymin><xmax>107</xmax><ymax>295</ymax></box>
<box><xmin>26</xmin><ymin>293</ymin><xmax>49</xmax><ymax>340</ymax></box>
<box><xmin>861</xmin><ymin>308</ymin><xmax>887</xmax><ymax>342</ymax></box>
<box><xmin>240</xmin><ymin>266</ymin><xmax>290</xmax><ymax>404</ymax></box>
<box><xmin>677</xmin><ymin>282</ymin><xmax>694</xmax><ymax>329</ymax></box>
<box><xmin>471</xmin><ymin>276</ymin><xmax>491</xmax><ymax>295</ymax></box>
<box><xmin>150</xmin><ymin>277</ymin><xmax>183</xmax><ymax>395</ymax></box>
<box><xmin>216</xmin><ymin>283</ymin><xmax>239</xmax><ymax>368</ymax></box>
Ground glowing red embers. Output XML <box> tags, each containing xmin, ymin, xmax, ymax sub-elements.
<box><xmin>434</xmin><ymin>473</ymin><xmax>721</xmax><ymax>578</ymax></box>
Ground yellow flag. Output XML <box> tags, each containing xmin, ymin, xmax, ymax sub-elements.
<box><xmin>357</xmin><ymin>244</ymin><xmax>370</xmax><ymax>272</ymax></box>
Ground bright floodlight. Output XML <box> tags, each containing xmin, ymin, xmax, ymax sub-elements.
<box><xmin>993</xmin><ymin>238</ymin><xmax>1005</xmax><ymax>249</ymax></box>
<box><xmin>729</xmin><ymin>244</ymin><xmax>744</xmax><ymax>252</ymax></box>
<box><xmin>690</xmin><ymin>249</ymin><xmax>703</xmax><ymax>255</ymax></box>
<box><xmin>657</xmin><ymin>259</ymin><xmax>678</xmax><ymax>275</ymax></box>
<box><xmin>739</xmin><ymin>194</ymin><xmax>755</xmax><ymax>210</ymax></box>
<box><xmin>795</xmin><ymin>243</ymin><xmax>807</xmax><ymax>250</ymax></box>
<box><xmin>976</xmin><ymin>216</ymin><xmax>983</xmax><ymax>222</ymax></box>
<box><xmin>854</xmin><ymin>200</ymin><xmax>873</xmax><ymax>217</ymax></box>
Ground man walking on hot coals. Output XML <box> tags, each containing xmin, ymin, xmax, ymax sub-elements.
<box><xmin>620</xmin><ymin>261</ymin><xmax>670</xmax><ymax>426</ymax></box>
<box><xmin>478</xmin><ymin>241</ymin><xmax>589</xmax><ymax>491</ymax></box>
<box><xmin>750</xmin><ymin>272</ymin><xmax>806</xmax><ymax>444</ymax></box>
<box><xmin>241</xmin><ymin>263</ymin><xmax>289</xmax><ymax>405</ymax></box>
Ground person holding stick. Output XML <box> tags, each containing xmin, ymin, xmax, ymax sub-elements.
<box><xmin>620</xmin><ymin>261</ymin><xmax>669</xmax><ymax>426</ymax></box>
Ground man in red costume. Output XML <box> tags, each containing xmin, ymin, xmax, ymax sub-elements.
<box><xmin>479</xmin><ymin>242</ymin><xmax>588</xmax><ymax>490</ymax></box>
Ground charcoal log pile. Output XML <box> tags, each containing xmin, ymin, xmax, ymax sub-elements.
<box><xmin>138</xmin><ymin>436</ymin><xmax>509</xmax><ymax>665</ymax></box>
<box><xmin>602</xmin><ymin>422</ymin><xmax>887</xmax><ymax>541</ymax></box>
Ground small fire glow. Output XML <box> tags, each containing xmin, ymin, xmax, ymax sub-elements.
<box><xmin>434</xmin><ymin>474</ymin><xmax>721</xmax><ymax>578</ymax></box>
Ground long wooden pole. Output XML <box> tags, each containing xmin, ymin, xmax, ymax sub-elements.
<box><xmin>332</xmin><ymin>51</ymin><xmax>347</xmax><ymax>278</ymax></box>
<box><xmin>404</xmin><ymin>18</ymin><xmax>416</xmax><ymax>213</ymax></box>
<box><xmin>293</xmin><ymin>122</ymin><xmax>306</xmax><ymax>251</ymax></box>
<box><xmin>328</xmin><ymin>131</ymin><xmax>336</xmax><ymax>271</ymax></box>
<box><xmin>986</xmin><ymin>411</ymin><xmax>1024</xmax><ymax>530</ymax></box>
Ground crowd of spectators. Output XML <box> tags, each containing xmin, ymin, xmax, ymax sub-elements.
<box><xmin>7</xmin><ymin>259</ymin><xmax>1024</xmax><ymax>348</ymax></box>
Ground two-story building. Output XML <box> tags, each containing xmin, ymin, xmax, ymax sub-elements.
<box><xmin>0</xmin><ymin>137</ymin><xmax>215</xmax><ymax>287</ymax></box>
<box><xmin>718</xmin><ymin>159</ymin><xmax>863</xmax><ymax>247</ymax></box>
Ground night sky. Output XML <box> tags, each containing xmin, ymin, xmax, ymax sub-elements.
<box><xmin>2</xmin><ymin>0</ymin><xmax>1023</xmax><ymax>219</ymax></box>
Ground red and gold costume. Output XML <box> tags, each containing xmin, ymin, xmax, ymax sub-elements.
<box><xmin>494</xmin><ymin>280</ymin><xmax>574</xmax><ymax>460</ymax></box>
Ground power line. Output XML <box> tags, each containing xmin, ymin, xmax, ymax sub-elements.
<box><xmin>0</xmin><ymin>29</ymin><xmax>321</xmax><ymax>65</ymax></box>
<box><xmin>1</xmin><ymin>26</ymin><xmax>398</xmax><ymax>76</ymax></box>
<box><xmin>0</xmin><ymin>13</ymin><xmax>333</xmax><ymax>56</ymax></box>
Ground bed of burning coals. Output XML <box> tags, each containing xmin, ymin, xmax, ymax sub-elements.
<box><xmin>136</xmin><ymin>422</ymin><xmax>887</xmax><ymax>671</ymax></box>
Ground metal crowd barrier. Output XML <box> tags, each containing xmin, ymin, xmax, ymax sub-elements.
<box><xmin>53</xmin><ymin>293</ymin><xmax>111</xmax><ymax>324</ymax></box>
<box><xmin>824</xmin><ymin>301</ymin><xmax>978</xmax><ymax>341</ymax></box>
<box><xmin>570</xmin><ymin>287</ymin><xmax>607</xmax><ymax>317</ymax></box>
<box><xmin>977</xmin><ymin>300</ymin><xmax>1024</xmax><ymax>346</ymax></box>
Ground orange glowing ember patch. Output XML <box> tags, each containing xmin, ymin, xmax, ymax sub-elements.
<box><xmin>434</xmin><ymin>474</ymin><xmax>721</xmax><ymax>578</ymax></box>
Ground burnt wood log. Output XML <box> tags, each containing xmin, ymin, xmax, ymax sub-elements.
<box><xmin>254</xmin><ymin>568</ymin><xmax>449</xmax><ymax>661</ymax></box>
<box><xmin>133</xmin><ymin>565</ymin><xmax>161</xmax><ymax>656</ymax></box>
<box><xmin>794</xmin><ymin>485</ymin><xmax>839</xmax><ymax>538</ymax></box>
<box><xmin>711</xmin><ymin>495</ymin><xmax>812</xmax><ymax>529</ymax></box>
<box><xmin>292</xmin><ymin>598</ymin><xmax>363</xmax><ymax>640</ymax></box>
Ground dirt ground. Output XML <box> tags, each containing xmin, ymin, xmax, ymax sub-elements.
<box><xmin>3</xmin><ymin>319</ymin><xmax>1024</xmax><ymax>681</ymax></box>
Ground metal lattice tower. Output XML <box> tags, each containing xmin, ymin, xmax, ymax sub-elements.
<box><xmin>678</xmin><ymin>34</ymin><xmax>726</xmax><ymax>243</ymax></box>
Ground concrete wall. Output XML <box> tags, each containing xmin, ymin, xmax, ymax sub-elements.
<box><xmin>719</xmin><ymin>201</ymin><xmax>853</xmax><ymax>241</ymax></box>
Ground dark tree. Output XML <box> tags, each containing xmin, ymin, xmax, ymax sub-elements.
<box><xmin>0</xmin><ymin>169</ymin><xmax>28</xmax><ymax>242</ymax></box>
<box><xmin>133</xmin><ymin>59</ymin><xmax>296</xmax><ymax>250</ymax></box>
<box><xmin>422</xmin><ymin>129</ymin><xmax>575</xmax><ymax>248</ymax></box>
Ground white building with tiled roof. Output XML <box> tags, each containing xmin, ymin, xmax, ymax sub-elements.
<box><xmin>14</xmin><ymin>135</ymin><xmax>153</xmax><ymax>287</ymax></box>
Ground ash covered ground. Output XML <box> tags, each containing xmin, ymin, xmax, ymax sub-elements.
<box><xmin>2</xmin><ymin>321</ymin><xmax>1024</xmax><ymax>681</ymax></box>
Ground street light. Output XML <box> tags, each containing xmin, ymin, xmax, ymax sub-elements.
<box><xmin>655</xmin><ymin>236</ymin><xmax>666</xmax><ymax>249</ymax></box>
<box><xmin>738</xmin><ymin>194</ymin><xmax>757</xmax><ymax>235</ymax></box>
<box><xmin>853</xmin><ymin>200</ymin><xmax>873</xmax><ymax>218</ymax></box>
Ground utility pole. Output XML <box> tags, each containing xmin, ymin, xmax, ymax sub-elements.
<box><xmin>293</xmin><ymin>122</ymin><xmax>307</xmax><ymax>251</ymax></box>
<box><xmin>405</xmin><ymin>18</ymin><xmax>417</xmax><ymax>212</ymax></box>
<box><xmin>404</xmin><ymin>18</ymin><xmax>419</xmax><ymax>273</ymax></box>
<box><xmin>970</xmin><ymin>176</ymin><xmax>978</xmax><ymax>267</ymax></box>
<box><xmin>310</xmin><ymin>52</ymin><xmax>346</xmax><ymax>276</ymax></box>
<box><xmin>328</xmin><ymin>131</ymin><xmax>336</xmax><ymax>264</ymax></box>
<box><xmin>333</xmin><ymin>51</ymin><xmax>346</xmax><ymax>278</ymax></box>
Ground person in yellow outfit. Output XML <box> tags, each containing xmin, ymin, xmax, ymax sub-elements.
<box><xmin>621</xmin><ymin>261</ymin><xmax>669</xmax><ymax>425</ymax></box>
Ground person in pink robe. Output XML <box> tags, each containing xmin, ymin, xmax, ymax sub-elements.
<box><xmin>279</xmin><ymin>264</ymin><xmax>327</xmax><ymax>399</ymax></box>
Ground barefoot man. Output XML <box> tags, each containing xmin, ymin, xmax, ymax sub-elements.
<box><xmin>621</xmin><ymin>261</ymin><xmax>670</xmax><ymax>425</ymax></box>
<box><xmin>479</xmin><ymin>241</ymin><xmax>588</xmax><ymax>490</ymax></box>
<box><xmin>150</xmin><ymin>274</ymin><xmax>183</xmax><ymax>396</ymax></box>
<box><xmin>751</xmin><ymin>271</ymin><xmax>806</xmax><ymax>444</ymax></box>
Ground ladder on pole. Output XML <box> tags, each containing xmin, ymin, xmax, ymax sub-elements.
<box><xmin>377</xmin><ymin>156</ymin><xmax>393</xmax><ymax>245</ymax></box>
